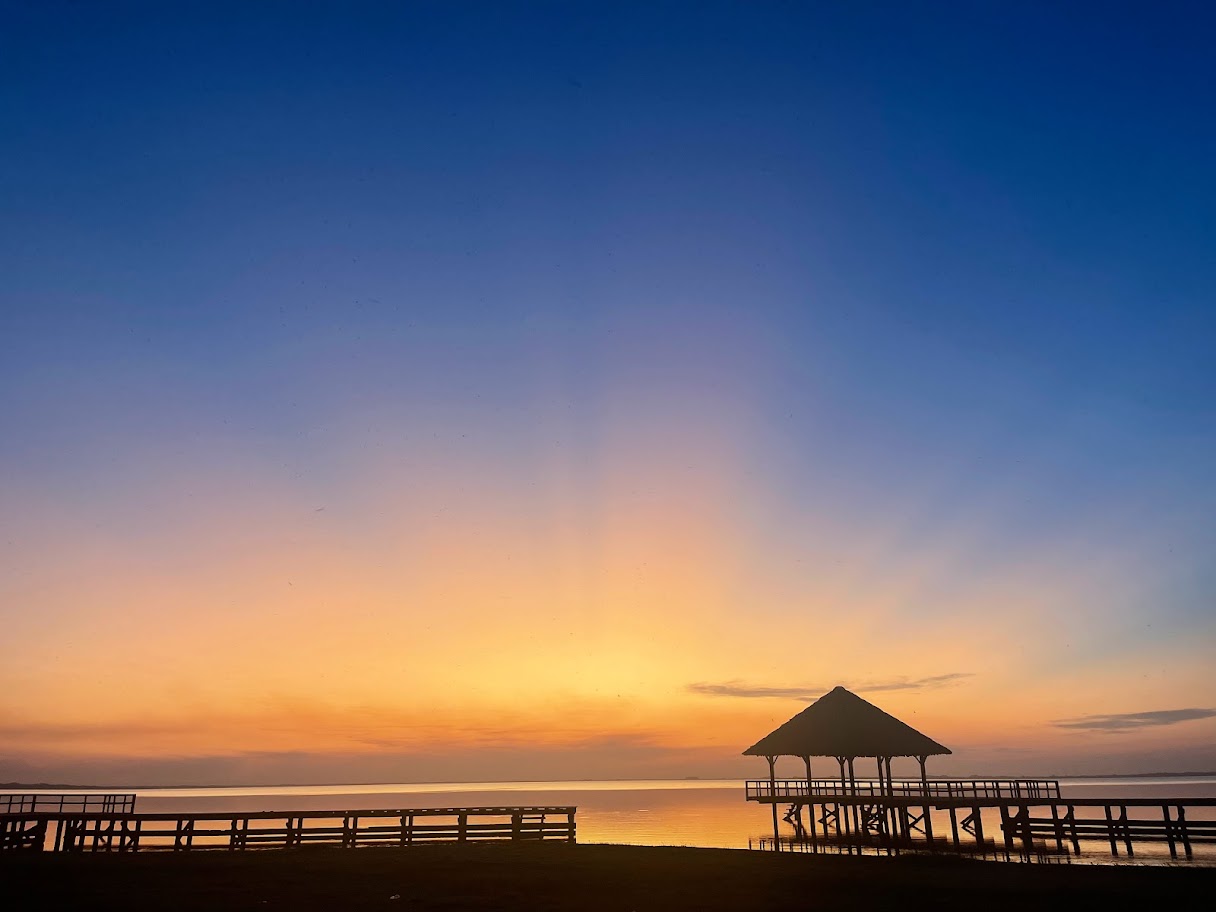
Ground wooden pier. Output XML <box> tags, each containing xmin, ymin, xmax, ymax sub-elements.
<box><xmin>1003</xmin><ymin>799</ymin><xmax>1216</xmax><ymax>860</ymax></box>
<box><xmin>0</xmin><ymin>806</ymin><xmax>577</xmax><ymax>853</ymax></box>
<box><xmin>741</xmin><ymin>688</ymin><xmax>1216</xmax><ymax>863</ymax></box>
<box><xmin>745</xmin><ymin>779</ymin><xmax>1216</xmax><ymax>860</ymax></box>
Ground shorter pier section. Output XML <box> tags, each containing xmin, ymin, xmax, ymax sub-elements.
<box><xmin>0</xmin><ymin>806</ymin><xmax>577</xmax><ymax>853</ymax></box>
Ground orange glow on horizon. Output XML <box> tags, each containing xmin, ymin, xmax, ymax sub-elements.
<box><xmin>3</xmin><ymin>368</ymin><xmax>1214</xmax><ymax>783</ymax></box>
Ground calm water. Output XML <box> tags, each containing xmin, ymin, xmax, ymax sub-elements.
<box><xmin>23</xmin><ymin>776</ymin><xmax>1216</xmax><ymax>863</ymax></box>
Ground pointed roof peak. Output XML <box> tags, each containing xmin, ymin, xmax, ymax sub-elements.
<box><xmin>742</xmin><ymin>686</ymin><xmax>951</xmax><ymax>759</ymax></box>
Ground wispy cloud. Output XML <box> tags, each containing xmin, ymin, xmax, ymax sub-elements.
<box><xmin>1052</xmin><ymin>708</ymin><xmax>1216</xmax><ymax>733</ymax></box>
<box><xmin>687</xmin><ymin>682</ymin><xmax>824</xmax><ymax>700</ymax></box>
<box><xmin>687</xmin><ymin>673</ymin><xmax>973</xmax><ymax>700</ymax></box>
<box><xmin>857</xmin><ymin>674</ymin><xmax>974</xmax><ymax>693</ymax></box>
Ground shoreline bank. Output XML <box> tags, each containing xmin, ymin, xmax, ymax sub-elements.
<box><xmin>4</xmin><ymin>843</ymin><xmax>1214</xmax><ymax>911</ymax></box>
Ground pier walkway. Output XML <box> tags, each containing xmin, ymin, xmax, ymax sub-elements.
<box><xmin>0</xmin><ymin>806</ymin><xmax>577</xmax><ymax>853</ymax></box>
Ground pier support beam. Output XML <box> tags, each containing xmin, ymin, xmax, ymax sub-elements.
<box><xmin>846</xmin><ymin>757</ymin><xmax>860</xmax><ymax>834</ymax></box>
<box><xmin>835</xmin><ymin>757</ymin><xmax>848</xmax><ymax>834</ymax></box>
<box><xmin>917</xmin><ymin>755</ymin><xmax>934</xmax><ymax>845</ymax></box>
<box><xmin>802</xmin><ymin>756</ymin><xmax>817</xmax><ymax>847</ymax></box>
<box><xmin>876</xmin><ymin>757</ymin><xmax>891</xmax><ymax>838</ymax></box>
<box><xmin>767</xmin><ymin>755</ymin><xmax>779</xmax><ymax>849</ymax></box>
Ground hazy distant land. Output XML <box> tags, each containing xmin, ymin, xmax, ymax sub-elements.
<box><xmin>5</xmin><ymin>772</ymin><xmax>1216</xmax><ymax>792</ymax></box>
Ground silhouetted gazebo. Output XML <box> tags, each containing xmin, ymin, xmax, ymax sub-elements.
<box><xmin>743</xmin><ymin>685</ymin><xmax>951</xmax><ymax>838</ymax></box>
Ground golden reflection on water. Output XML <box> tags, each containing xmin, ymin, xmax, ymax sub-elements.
<box><xmin>126</xmin><ymin>781</ymin><xmax>772</xmax><ymax>850</ymax></box>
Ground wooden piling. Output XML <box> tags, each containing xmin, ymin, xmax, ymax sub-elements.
<box><xmin>1049</xmin><ymin>803</ymin><xmax>1064</xmax><ymax>853</ymax></box>
<box><xmin>1119</xmin><ymin>807</ymin><xmax>1133</xmax><ymax>857</ymax></box>
<box><xmin>1178</xmin><ymin>805</ymin><xmax>1192</xmax><ymax>859</ymax></box>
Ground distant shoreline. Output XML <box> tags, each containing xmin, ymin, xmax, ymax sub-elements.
<box><xmin>5</xmin><ymin>771</ymin><xmax>1216</xmax><ymax>792</ymax></box>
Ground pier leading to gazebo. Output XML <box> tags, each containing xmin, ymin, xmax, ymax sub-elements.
<box><xmin>741</xmin><ymin>686</ymin><xmax>1216</xmax><ymax>860</ymax></box>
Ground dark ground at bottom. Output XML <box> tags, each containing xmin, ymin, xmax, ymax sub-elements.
<box><xmin>2</xmin><ymin>842</ymin><xmax>1213</xmax><ymax>911</ymax></box>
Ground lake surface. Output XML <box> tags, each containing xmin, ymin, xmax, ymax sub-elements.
<box><xmin>20</xmin><ymin>776</ymin><xmax>1216</xmax><ymax>863</ymax></box>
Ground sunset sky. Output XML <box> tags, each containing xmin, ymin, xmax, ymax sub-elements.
<box><xmin>2</xmin><ymin>2</ymin><xmax>1214</xmax><ymax>786</ymax></box>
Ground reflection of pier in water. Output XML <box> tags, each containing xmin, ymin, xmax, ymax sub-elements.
<box><xmin>742</xmin><ymin>688</ymin><xmax>1216</xmax><ymax>862</ymax></box>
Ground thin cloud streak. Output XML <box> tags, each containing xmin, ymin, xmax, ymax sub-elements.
<box><xmin>687</xmin><ymin>673</ymin><xmax>974</xmax><ymax>700</ymax></box>
<box><xmin>1052</xmin><ymin>708</ymin><xmax>1216</xmax><ymax>732</ymax></box>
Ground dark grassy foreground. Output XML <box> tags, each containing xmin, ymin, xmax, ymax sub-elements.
<box><xmin>3</xmin><ymin>843</ymin><xmax>1213</xmax><ymax>911</ymax></box>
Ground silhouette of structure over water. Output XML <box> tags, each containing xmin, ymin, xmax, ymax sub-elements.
<box><xmin>2</xmin><ymin>689</ymin><xmax>1214</xmax><ymax>862</ymax></box>
<box><xmin>743</xmin><ymin>686</ymin><xmax>1216</xmax><ymax>860</ymax></box>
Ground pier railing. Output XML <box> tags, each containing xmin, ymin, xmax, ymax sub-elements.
<box><xmin>0</xmin><ymin>806</ymin><xmax>576</xmax><ymax>853</ymax></box>
<box><xmin>0</xmin><ymin>793</ymin><xmax>137</xmax><ymax>815</ymax></box>
<box><xmin>745</xmin><ymin>778</ymin><xmax>1061</xmax><ymax>801</ymax></box>
<box><xmin>1005</xmin><ymin>799</ymin><xmax>1216</xmax><ymax>860</ymax></box>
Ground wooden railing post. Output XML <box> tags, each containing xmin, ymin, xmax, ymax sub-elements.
<box><xmin>1049</xmin><ymin>803</ymin><xmax>1063</xmax><ymax>853</ymax></box>
<box><xmin>1178</xmin><ymin>805</ymin><xmax>1192</xmax><ymax>859</ymax></box>
<box><xmin>1104</xmin><ymin>806</ymin><xmax>1118</xmax><ymax>856</ymax></box>
<box><xmin>999</xmin><ymin>805</ymin><xmax>1013</xmax><ymax>852</ymax></box>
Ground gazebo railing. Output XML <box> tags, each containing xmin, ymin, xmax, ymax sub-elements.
<box><xmin>745</xmin><ymin>778</ymin><xmax>1061</xmax><ymax>801</ymax></box>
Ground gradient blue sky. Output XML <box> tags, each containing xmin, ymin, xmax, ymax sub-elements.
<box><xmin>2</xmin><ymin>2</ymin><xmax>1214</xmax><ymax>784</ymax></box>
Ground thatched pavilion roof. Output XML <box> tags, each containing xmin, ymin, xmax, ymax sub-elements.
<box><xmin>742</xmin><ymin>686</ymin><xmax>951</xmax><ymax>759</ymax></box>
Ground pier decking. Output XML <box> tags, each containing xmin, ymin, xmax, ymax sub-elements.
<box><xmin>0</xmin><ymin>806</ymin><xmax>577</xmax><ymax>853</ymax></box>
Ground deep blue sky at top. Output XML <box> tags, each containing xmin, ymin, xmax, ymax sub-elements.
<box><xmin>2</xmin><ymin>2</ymin><xmax>1214</xmax><ymax>622</ymax></box>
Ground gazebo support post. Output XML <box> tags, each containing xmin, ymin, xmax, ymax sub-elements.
<box><xmin>886</xmin><ymin>756</ymin><xmax>904</xmax><ymax>839</ymax></box>
<box><xmin>876</xmin><ymin>757</ymin><xmax>887</xmax><ymax>837</ymax></box>
<box><xmin>836</xmin><ymin>758</ymin><xmax>846</xmax><ymax>841</ymax></box>
<box><xmin>767</xmin><ymin>755</ymin><xmax>780</xmax><ymax>849</ymax></box>
<box><xmin>802</xmin><ymin>756</ymin><xmax>817</xmax><ymax>846</ymax></box>
<box><xmin>846</xmin><ymin>757</ymin><xmax>860</xmax><ymax>835</ymax></box>
<box><xmin>918</xmin><ymin>755</ymin><xmax>934</xmax><ymax>845</ymax></box>
<box><xmin>880</xmin><ymin>758</ymin><xmax>890</xmax><ymax>841</ymax></box>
